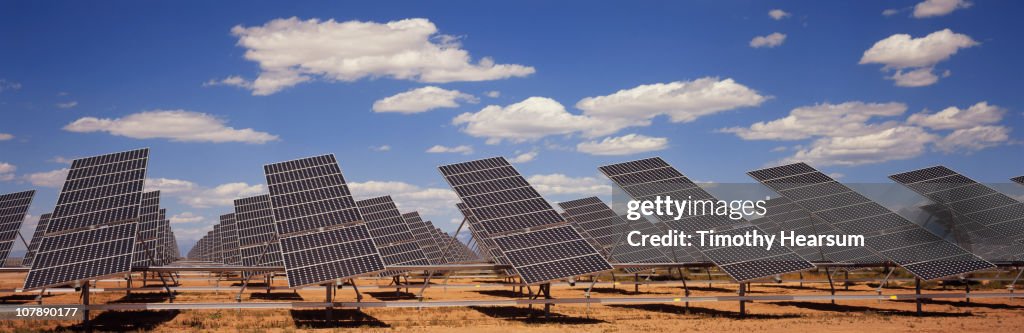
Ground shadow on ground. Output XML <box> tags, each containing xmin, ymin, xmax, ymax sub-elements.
<box><xmin>472</xmin><ymin>289</ymin><xmax>526</xmax><ymax>298</ymax></box>
<box><xmin>469</xmin><ymin>306</ymin><xmax>606</xmax><ymax>324</ymax></box>
<box><xmin>893</xmin><ymin>299</ymin><xmax>1024</xmax><ymax>310</ymax></box>
<box><xmin>773</xmin><ymin>301</ymin><xmax>973</xmax><ymax>317</ymax></box>
<box><xmin>108</xmin><ymin>292</ymin><xmax>176</xmax><ymax>304</ymax></box>
<box><xmin>250</xmin><ymin>292</ymin><xmax>304</xmax><ymax>300</ymax></box>
<box><xmin>0</xmin><ymin>293</ymin><xmax>53</xmax><ymax>304</ymax></box>
<box><xmin>47</xmin><ymin>310</ymin><xmax>180</xmax><ymax>332</ymax></box>
<box><xmin>610</xmin><ymin>303</ymin><xmax>801</xmax><ymax>319</ymax></box>
<box><xmin>290</xmin><ymin>309</ymin><xmax>389</xmax><ymax>328</ymax></box>
<box><xmin>366</xmin><ymin>291</ymin><xmax>418</xmax><ymax>300</ymax></box>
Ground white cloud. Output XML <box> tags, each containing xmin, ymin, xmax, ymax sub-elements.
<box><xmin>370</xmin><ymin>145</ymin><xmax>392</xmax><ymax>152</ymax></box>
<box><xmin>372</xmin><ymin>86</ymin><xmax>478</xmax><ymax>113</ymax></box>
<box><xmin>26</xmin><ymin>168</ymin><xmax>69</xmax><ymax>187</ymax></box>
<box><xmin>576</xmin><ymin>77</ymin><xmax>768</xmax><ymax>126</ymax></box>
<box><xmin>63</xmin><ymin>110</ymin><xmax>280</xmax><ymax>144</ymax></box>
<box><xmin>0</xmin><ymin>79</ymin><xmax>20</xmax><ymax>93</ymax></box>
<box><xmin>50</xmin><ymin>156</ymin><xmax>73</xmax><ymax>164</ymax></box>
<box><xmin>0</xmin><ymin>162</ymin><xmax>15</xmax><ymax>181</ymax></box>
<box><xmin>426</xmin><ymin>144</ymin><xmax>474</xmax><ymax>154</ymax></box>
<box><xmin>750</xmin><ymin>32</ymin><xmax>786</xmax><ymax>48</ymax></box>
<box><xmin>526</xmin><ymin>174</ymin><xmax>613</xmax><ymax>197</ymax></box>
<box><xmin>576</xmin><ymin>134</ymin><xmax>669</xmax><ymax>156</ymax></box>
<box><xmin>146</xmin><ymin>178</ymin><xmax>198</xmax><ymax>194</ymax></box>
<box><xmin>860</xmin><ymin>29</ymin><xmax>978</xmax><ymax>87</ymax></box>
<box><xmin>882</xmin><ymin>9</ymin><xmax>902</xmax><ymax>16</ymax></box>
<box><xmin>56</xmin><ymin>101</ymin><xmax>78</xmax><ymax>109</ymax></box>
<box><xmin>907</xmin><ymin>101</ymin><xmax>1005</xmax><ymax>130</ymax></box>
<box><xmin>454</xmin><ymin>97</ymin><xmax>617</xmax><ymax>144</ymax></box>
<box><xmin>768</xmin><ymin>9</ymin><xmax>791</xmax><ymax>20</ymax></box>
<box><xmin>935</xmin><ymin>125</ymin><xmax>1011</xmax><ymax>153</ymax></box>
<box><xmin>169</xmin><ymin>212</ymin><xmax>204</xmax><ymax>224</ymax></box>
<box><xmin>228</xmin><ymin>17</ymin><xmax>535</xmax><ymax>95</ymax></box>
<box><xmin>180</xmin><ymin>182</ymin><xmax>267</xmax><ymax>208</ymax></box>
<box><xmin>780</xmin><ymin>126</ymin><xmax>938</xmax><ymax>166</ymax></box>
<box><xmin>913</xmin><ymin>0</ymin><xmax>972</xmax><ymax>18</ymax></box>
<box><xmin>349</xmin><ymin>180</ymin><xmax>458</xmax><ymax>216</ymax></box>
<box><xmin>508</xmin><ymin>150</ymin><xmax>538</xmax><ymax>163</ymax></box>
<box><xmin>720</xmin><ymin>101</ymin><xmax>907</xmax><ymax>140</ymax></box>
<box><xmin>0</xmin><ymin>133</ymin><xmax>13</xmax><ymax>141</ymax></box>
<box><xmin>203</xmin><ymin>76</ymin><xmax>253</xmax><ymax>89</ymax></box>
<box><xmin>484</xmin><ymin>91</ymin><xmax>501</xmax><ymax>98</ymax></box>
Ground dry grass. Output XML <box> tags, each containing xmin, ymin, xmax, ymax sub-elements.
<box><xmin>0</xmin><ymin>270</ymin><xmax>1021</xmax><ymax>332</ymax></box>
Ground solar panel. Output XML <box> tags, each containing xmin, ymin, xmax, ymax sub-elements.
<box><xmin>429</xmin><ymin>224</ymin><xmax>480</xmax><ymax>263</ymax></box>
<box><xmin>402</xmin><ymin>212</ymin><xmax>446</xmax><ymax>264</ymax></box>
<box><xmin>600</xmin><ymin>157</ymin><xmax>815</xmax><ymax>282</ymax></box>
<box><xmin>0</xmin><ymin>190</ymin><xmax>34</xmax><ymax>265</ymax></box>
<box><xmin>440</xmin><ymin>157</ymin><xmax>612</xmax><ymax>284</ymax></box>
<box><xmin>218</xmin><ymin>213</ymin><xmax>242</xmax><ymax>265</ymax></box>
<box><xmin>753</xmin><ymin>197</ymin><xmax>885</xmax><ymax>264</ymax></box>
<box><xmin>24</xmin><ymin>149</ymin><xmax>148</xmax><ymax>289</ymax></box>
<box><xmin>750</xmin><ymin>162</ymin><xmax>996</xmax><ymax>280</ymax></box>
<box><xmin>1013</xmin><ymin>176</ymin><xmax>1024</xmax><ymax>186</ymax></box>
<box><xmin>264</xmin><ymin>155</ymin><xmax>385</xmax><ymax>287</ymax></box>
<box><xmin>234</xmin><ymin>194</ymin><xmax>283</xmax><ymax>269</ymax></box>
<box><xmin>22</xmin><ymin>213</ymin><xmax>51</xmax><ymax>267</ymax></box>
<box><xmin>355</xmin><ymin>196</ymin><xmax>429</xmax><ymax>276</ymax></box>
<box><xmin>131</xmin><ymin>191</ymin><xmax>161</xmax><ymax>268</ymax></box>
<box><xmin>557</xmin><ymin>197</ymin><xmax>678</xmax><ymax>268</ymax></box>
<box><xmin>456</xmin><ymin>202</ymin><xmax>503</xmax><ymax>264</ymax></box>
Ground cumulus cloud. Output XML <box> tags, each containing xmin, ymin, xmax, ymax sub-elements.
<box><xmin>169</xmin><ymin>212</ymin><xmax>205</xmax><ymax>224</ymax></box>
<box><xmin>145</xmin><ymin>178</ymin><xmax>199</xmax><ymax>194</ymax></box>
<box><xmin>508</xmin><ymin>150</ymin><xmax>538</xmax><ymax>163</ymax></box>
<box><xmin>860</xmin><ymin>29</ymin><xmax>978</xmax><ymax>87</ymax></box>
<box><xmin>720</xmin><ymin>102</ymin><xmax>907</xmax><ymax>140</ymax></box>
<box><xmin>526</xmin><ymin>174</ymin><xmax>613</xmax><ymax>197</ymax></box>
<box><xmin>426</xmin><ymin>144</ymin><xmax>474</xmax><ymax>154</ymax></box>
<box><xmin>372</xmin><ymin>86</ymin><xmax>478</xmax><ymax>113</ymax></box>
<box><xmin>935</xmin><ymin>125</ymin><xmax>1011</xmax><ymax>153</ymax></box>
<box><xmin>56</xmin><ymin>101</ymin><xmax>78</xmax><ymax>109</ymax></box>
<box><xmin>227</xmin><ymin>17</ymin><xmax>535</xmax><ymax>95</ymax></box>
<box><xmin>454</xmin><ymin>97</ymin><xmax>617</xmax><ymax>144</ymax></box>
<box><xmin>768</xmin><ymin>9</ymin><xmax>791</xmax><ymax>20</ymax></box>
<box><xmin>203</xmin><ymin>76</ymin><xmax>253</xmax><ymax>89</ymax></box>
<box><xmin>484</xmin><ymin>91</ymin><xmax>501</xmax><ymax>98</ymax></box>
<box><xmin>0</xmin><ymin>162</ymin><xmax>15</xmax><ymax>181</ymax></box>
<box><xmin>26</xmin><ymin>168</ymin><xmax>69</xmax><ymax>187</ymax></box>
<box><xmin>913</xmin><ymin>0</ymin><xmax>972</xmax><ymax>18</ymax></box>
<box><xmin>780</xmin><ymin>126</ymin><xmax>938</xmax><ymax>166</ymax></box>
<box><xmin>576</xmin><ymin>134</ymin><xmax>669</xmax><ymax>156</ymax></box>
<box><xmin>0</xmin><ymin>133</ymin><xmax>12</xmax><ymax>141</ymax></box>
<box><xmin>750</xmin><ymin>32</ymin><xmax>787</xmax><ymax>48</ymax></box>
<box><xmin>576</xmin><ymin>77</ymin><xmax>768</xmax><ymax>126</ymax></box>
<box><xmin>63</xmin><ymin>110</ymin><xmax>280</xmax><ymax>144</ymax></box>
<box><xmin>907</xmin><ymin>101</ymin><xmax>1005</xmax><ymax>130</ymax></box>
<box><xmin>0</xmin><ymin>79</ymin><xmax>20</xmax><ymax>93</ymax></box>
<box><xmin>145</xmin><ymin>177</ymin><xmax>266</xmax><ymax>208</ymax></box>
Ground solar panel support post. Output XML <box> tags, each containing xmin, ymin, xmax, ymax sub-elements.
<box><xmin>1009</xmin><ymin>268</ymin><xmax>1023</xmax><ymax>293</ymax></box>
<box><xmin>634</xmin><ymin>273</ymin><xmax>639</xmax><ymax>293</ymax></box>
<box><xmin>542</xmin><ymin>283</ymin><xmax>552</xmax><ymax>320</ymax></box>
<box><xmin>825</xmin><ymin>267</ymin><xmax>836</xmax><ymax>304</ymax></box>
<box><xmin>81</xmin><ymin>283</ymin><xmax>90</xmax><ymax>328</ymax></box>
<box><xmin>737</xmin><ymin>282</ymin><xmax>746</xmax><ymax>318</ymax></box>
<box><xmin>965</xmin><ymin>280</ymin><xmax>971</xmax><ymax>303</ymax></box>
<box><xmin>325</xmin><ymin>283</ymin><xmax>334</xmax><ymax>321</ymax></box>
<box><xmin>844</xmin><ymin>270</ymin><xmax>850</xmax><ymax>291</ymax></box>
<box><xmin>915</xmin><ymin>277</ymin><xmax>922</xmax><ymax>316</ymax></box>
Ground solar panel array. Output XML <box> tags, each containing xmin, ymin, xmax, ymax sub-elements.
<box><xmin>890</xmin><ymin>166</ymin><xmax>1024</xmax><ymax>261</ymax></box>
<box><xmin>440</xmin><ymin>157</ymin><xmax>612</xmax><ymax>284</ymax></box>
<box><xmin>749</xmin><ymin>162</ymin><xmax>996</xmax><ymax>280</ymax></box>
<box><xmin>431</xmin><ymin>226</ymin><xmax>480</xmax><ymax>262</ymax></box>
<box><xmin>456</xmin><ymin>202</ymin><xmax>503</xmax><ymax>265</ymax></box>
<box><xmin>234</xmin><ymin>194</ymin><xmax>283</xmax><ymax>269</ymax></box>
<box><xmin>264</xmin><ymin>155</ymin><xmax>384</xmax><ymax>287</ymax></box>
<box><xmin>753</xmin><ymin>197</ymin><xmax>884</xmax><ymax>264</ymax></box>
<box><xmin>25</xmin><ymin>149</ymin><xmax>149</xmax><ymax>289</ymax></box>
<box><xmin>0</xmin><ymin>190</ymin><xmax>35</xmax><ymax>265</ymax></box>
<box><xmin>217</xmin><ymin>213</ymin><xmax>242</xmax><ymax>265</ymax></box>
<box><xmin>131</xmin><ymin>191</ymin><xmax>161</xmax><ymax>268</ymax></box>
<box><xmin>22</xmin><ymin>213</ymin><xmax>51</xmax><ymax>267</ymax></box>
<box><xmin>1013</xmin><ymin>176</ymin><xmax>1024</xmax><ymax>186</ymax></box>
<box><xmin>402</xmin><ymin>212</ymin><xmax>446</xmax><ymax>264</ymax></box>
<box><xmin>600</xmin><ymin>158</ymin><xmax>815</xmax><ymax>282</ymax></box>
<box><xmin>356</xmin><ymin>196</ymin><xmax>429</xmax><ymax>276</ymax></box>
<box><xmin>557</xmin><ymin>197</ymin><xmax>675</xmax><ymax>270</ymax></box>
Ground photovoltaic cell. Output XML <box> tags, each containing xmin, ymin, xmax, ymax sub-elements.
<box><xmin>25</xmin><ymin>149</ymin><xmax>148</xmax><ymax>289</ymax></box>
<box><xmin>753</xmin><ymin>197</ymin><xmax>884</xmax><ymax>264</ymax></box>
<box><xmin>264</xmin><ymin>155</ymin><xmax>384</xmax><ymax>287</ymax></box>
<box><xmin>750</xmin><ymin>162</ymin><xmax>995</xmax><ymax>280</ymax></box>
<box><xmin>0</xmin><ymin>190</ymin><xmax>34</xmax><ymax>265</ymax></box>
<box><xmin>356</xmin><ymin>196</ymin><xmax>428</xmax><ymax>276</ymax></box>
<box><xmin>131</xmin><ymin>191</ymin><xmax>160</xmax><ymax>268</ymax></box>
<box><xmin>234</xmin><ymin>195</ymin><xmax>283</xmax><ymax>268</ymax></box>
<box><xmin>403</xmin><ymin>212</ymin><xmax>446</xmax><ymax>265</ymax></box>
<box><xmin>600</xmin><ymin>157</ymin><xmax>814</xmax><ymax>282</ymax></box>
<box><xmin>22</xmin><ymin>213</ymin><xmax>51</xmax><ymax>267</ymax></box>
<box><xmin>440</xmin><ymin>157</ymin><xmax>612</xmax><ymax>284</ymax></box>
<box><xmin>891</xmin><ymin>167</ymin><xmax>1024</xmax><ymax>238</ymax></box>
<box><xmin>557</xmin><ymin>197</ymin><xmax>679</xmax><ymax>268</ymax></box>
<box><xmin>219</xmin><ymin>213</ymin><xmax>242</xmax><ymax>265</ymax></box>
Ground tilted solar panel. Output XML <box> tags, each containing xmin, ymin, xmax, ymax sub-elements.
<box><xmin>356</xmin><ymin>196</ymin><xmax>429</xmax><ymax>276</ymax></box>
<box><xmin>219</xmin><ymin>213</ymin><xmax>242</xmax><ymax>265</ymax></box>
<box><xmin>0</xmin><ymin>190</ymin><xmax>34</xmax><ymax>265</ymax></box>
<box><xmin>403</xmin><ymin>212</ymin><xmax>446</xmax><ymax>264</ymax></box>
<box><xmin>264</xmin><ymin>155</ymin><xmax>385</xmax><ymax>287</ymax></box>
<box><xmin>25</xmin><ymin>149</ymin><xmax>148</xmax><ymax>289</ymax></box>
<box><xmin>600</xmin><ymin>157</ymin><xmax>815</xmax><ymax>282</ymax></box>
<box><xmin>131</xmin><ymin>191</ymin><xmax>161</xmax><ymax>268</ymax></box>
<box><xmin>234</xmin><ymin>194</ymin><xmax>283</xmax><ymax>268</ymax></box>
<box><xmin>1013</xmin><ymin>176</ymin><xmax>1023</xmax><ymax>186</ymax></box>
<box><xmin>456</xmin><ymin>202</ymin><xmax>502</xmax><ymax>264</ymax></box>
<box><xmin>750</xmin><ymin>162</ymin><xmax>996</xmax><ymax>280</ymax></box>
<box><xmin>754</xmin><ymin>197</ymin><xmax>884</xmax><ymax>264</ymax></box>
<box><xmin>557</xmin><ymin>197</ymin><xmax>678</xmax><ymax>268</ymax></box>
<box><xmin>441</xmin><ymin>157</ymin><xmax>612</xmax><ymax>284</ymax></box>
<box><xmin>22</xmin><ymin>213</ymin><xmax>51</xmax><ymax>267</ymax></box>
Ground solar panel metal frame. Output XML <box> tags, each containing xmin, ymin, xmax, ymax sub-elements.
<box><xmin>600</xmin><ymin>157</ymin><xmax>815</xmax><ymax>282</ymax></box>
<box><xmin>749</xmin><ymin>162</ymin><xmax>996</xmax><ymax>280</ymax></box>
<box><xmin>24</xmin><ymin>149</ymin><xmax>149</xmax><ymax>290</ymax></box>
<box><xmin>263</xmin><ymin>155</ymin><xmax>385</xmax><ymax>287</ymax></box>
<box><xmin>0</xmin><ymin>190</ymin><xmax>35</xmax><ymax>265</ymax></box>
<box><xmin>440</xmin><ymin>157</ymin><xmax>613</xmax><ymax>285</ymax></box>
<box><xmin>22</xmin><ymin>213</ymin><xmax>51</xmax><ymax>267</ymax></box>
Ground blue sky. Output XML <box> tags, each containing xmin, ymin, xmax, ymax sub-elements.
<box><xmin>1</xmin><ymin>1</ymin><xmax>1022</xmax><ymax>255</ymax></box>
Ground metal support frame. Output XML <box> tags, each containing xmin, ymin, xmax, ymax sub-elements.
<box><xmin>825</xmin><ymin>267</ymin><xmax>836</xmax><ymax>304</ymax></box>
<box><xmin>738</xmin><ymin>282</ymin><xmax>746</xmax><ymax>318</ymax></box>
<box><xmin>81</xmin><ymin>283</ymin><xmax>90</xmax><ymax>328</ymax></box>
<box><xmin>915</xmin><ymin>277</ymin><xmax>922</xmax><ymax>316</ymax></box>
